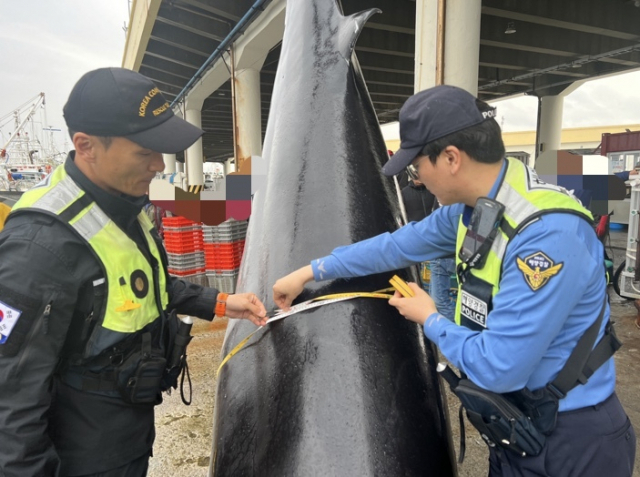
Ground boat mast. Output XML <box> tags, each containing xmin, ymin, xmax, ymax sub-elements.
<box><xmin>0</xmin><ymin>93</ymin><xmax>45</xmax><ymax>160</ymax></box>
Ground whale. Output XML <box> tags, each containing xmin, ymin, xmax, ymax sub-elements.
<box><xmin>210</xmin><ymin>0</ymin><xmax>456</xmax><ymax>475</ymax></box>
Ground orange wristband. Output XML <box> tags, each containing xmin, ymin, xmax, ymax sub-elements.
<box><xmin>215</xmin><ymin>292</ymin><xmax>229</xmax><ymax>317</ymax></box>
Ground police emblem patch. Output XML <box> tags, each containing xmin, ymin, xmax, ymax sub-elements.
<box><xmin>516</xmin><ymin>251</ymin><xmax>563</xmax><ymax>291</ymax></box>
<box><xmin>0</xmin><ymin>300</ymin><xmax>23</xmax><ymax>344</ymax></box>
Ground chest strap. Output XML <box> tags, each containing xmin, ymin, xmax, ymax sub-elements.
<box><xmin>546</xmin><ymin>295</ymin><xmax>621</xmax><ymax>399</ymax></box>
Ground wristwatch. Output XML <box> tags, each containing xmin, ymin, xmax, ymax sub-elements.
<box><xmin>215</xmin><ymin>292</ymin><xmax>229</xmax><ymax>317</ymax></box>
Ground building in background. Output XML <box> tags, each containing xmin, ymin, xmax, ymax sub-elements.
<box><xmin>383</xmin><ymin>122</ymin><xmax>640</xmax><ymax>168</ymax></box>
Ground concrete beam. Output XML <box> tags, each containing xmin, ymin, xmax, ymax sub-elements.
<box><xmin>354</xmin><ymin>50</ymin><xmax>414</xmax><ymax>74</ymax></box>
<box><xmin>362</xmin><ymin>69</ymin><xmax>415</xmax><ymax>86</ymax></box>
<box><xmin>149</xmin><ymin>35</ymin><xmax>211</xmax><ymax>59</ymax></box>
<box><xmin>122</xmin><ymin>0</ymin><xmax>162</xmax><ymax>70</ymax></box>
<box><xmin>142</xmin><ymin>55</ymin><xmax>198</xmax><ymax>76</ymax></box>
<box><xmin>361</xmin><ymin>66</ymin><xmax>414</xmax><ymax>75</ymax></box>
<box><xmin>481</xmin><ymin>2</ymin><xmax>640</xmax><ymax>41</ymax></box>
<box><xmin>144</xmin><ymin>50</ymin><xmax>202</xmax><ymax>70</ymax></box>
<box><xmin>150</xmin><ymin>22</ymin><xmax>219</xmax><ymax>55</ymax></box>
<box><xmin>183</xmin><ymin>0</ymin><xmax>285</xmax><ymax>110</ymax></box>
<box><xmin>481</xmin><ymin>41</ymin><xmax>639</xmax><ymax>69</ymax></box>
<box><xmin>342</xmin><ymin>0</ymin><xmax>416</xmax><ymax>33</ymax></box>
<box><xmin>479</xmin><ymin>48</ymin><xmax>613</xmax><ymax>79</ymax></box>
<box><xmin>367</xmin><ymin>83</ymin><xmax>414</xmax><ymax>97</ymax></box>
<box><xmin>175</xmin><ymin>0</ymin><xmax>250</xmax><ymax>23</ymax></box>
<box><xmin>157</xmin><ymin>4</ymin><xmax>228</xmax><ymax>42</ymax></box>
<box><xmin>233</xmin><ymin>0</ymin><xmax>285</xmax><ymax>70</ymax></box>
<box><xmin>479</xmin><ymin>77</ymin><xmax>531</xmax><ymax>87</ymax></box>
<box><xmin>155</xmin><ymin>16</ymin><xmax>226</xmax><ymax>42</ymax></box>
<box><xmin>356</xmin><ymin>46</ymin><xmax>414</xmax><ymax>59</ymax></box>
<box><xmin>146</xmin><ymin>39</ymin><xmax>209</xmax><ymax>68</ymax></box>
<box><xmin>365</xmin><ymin>22</ymin><xmax>415</xmax><ymax>35</ymax></box>
<box><xmin>481</xmin><ymin>15</ymin><xmax>639</xmax><ymax>57</ymax></box>
<box><xmin>151</xmin><ymin>79</ymin><xmax>184</xmax><ymax>96</ymax></box>
<box><xmin>139</xmin><ymin>66</ymin><xmax>193</xmax><ymax>87</ymax></box>
<box><xmin>170</xmin><ymin>2</ymin><xmax>237</xmax><ymax>28</ymax></box>
<box><xmin>480</xmin><ymin>39</ymin><xmax>575</xmax><ymax>59</ymax></box>
<box><xmin>139</xmin><ymin>63</ymin><xmax>193</xmax><ymax>80</ymax></box>
<box><xmin>355</xmin><ymin>28</ymin><xmax>415</xmax><ymax>57</ymax></box>
<box><xmin>366</xmin><ymin>79</ymin><xmax>414</xmax><ymax>89</ymax></box>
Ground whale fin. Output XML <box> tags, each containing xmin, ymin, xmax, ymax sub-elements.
<box><xmin>336</xmin><ymin>6</ymin><xmax>381</xmax><ymax>60</ymax></box>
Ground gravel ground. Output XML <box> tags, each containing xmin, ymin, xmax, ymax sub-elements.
<box><xmin>148</xmin><ymin>317</ymin><xmax>226</xmax><ymax>476</ymax></box>
<box><xmin>149</xmin><ymin>230</ymin><xmax>640</xmax><ymax>477</ymax></box>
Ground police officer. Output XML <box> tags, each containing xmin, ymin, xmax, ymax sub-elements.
<box><xmin>274</xmin><ymin>85</ymin><xmax>636</xmax><ymax>476</ymax></box>
<box><xmin>0</xmin><ymin>68</ymin><xmax>267</xmax><ymax>477</ymax></box>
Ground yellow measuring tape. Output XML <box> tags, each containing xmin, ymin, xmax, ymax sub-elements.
<box><xmin>389</xmin><ymin>275</ymin><xmax>415</xmax><ymax>298</ymax></box>
<box><xmin>216</xmin><ymin>278</ymin><xmax>412</xmax><ymax>376</ymax></box>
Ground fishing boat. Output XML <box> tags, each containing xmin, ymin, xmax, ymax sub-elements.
<box><xmin>0</xmin><ymin>93</ymin><xmax>64</xmax><ymax>192</ymax></box>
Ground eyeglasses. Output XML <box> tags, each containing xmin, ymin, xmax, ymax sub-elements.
<box><xmin>406</xmin><ymin>163</ymin><xmax>419</xmax><ymax>180</ymax></box>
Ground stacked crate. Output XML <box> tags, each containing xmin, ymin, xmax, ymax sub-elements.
<box><xmin>203</xmin><ymin>219</ymin><xmax>248</xmax><ymax>293</ymax></box>
<box><xmin>162</xmin><ymin>216</ymin><xmax>207</xmax><ymax>286</ymax></box>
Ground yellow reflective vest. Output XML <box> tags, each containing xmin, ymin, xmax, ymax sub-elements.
<box><xmin>11</xmin><ymin>166</ymin><xmax>169</xmax><ymax>345</ymax></box>
<box><xmin>454</xmin><ymin>158</ymin><xmax>593</xmax><ymax>330</ymax></box>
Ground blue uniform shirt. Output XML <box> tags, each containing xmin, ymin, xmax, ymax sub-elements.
<box><xmin>311</xmin><ymin>160</ymin><xmax>614</xmax><ymax>412</ymax></box>
<box><xmin>614</xmin><ymin>170</ymin><xmax>631</xmax><ymax>182</ymax></box>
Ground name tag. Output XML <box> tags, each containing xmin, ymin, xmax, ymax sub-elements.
<box><xmin>460</xmin><ymin>290</ymin><xmax>488</xmax><ymax>328</ymax></box>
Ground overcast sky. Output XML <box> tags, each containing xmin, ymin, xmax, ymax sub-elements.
<box><xmin>495</xmin><ymin>70</ymin><xmax>640</xmax><ymax>132</ymax></box>
<box><xmin>1</xmin><ymin>0</ymin><xmax>639</xmax><ymax>153</ymax></box>
<box><xmin>0</xmin><ymin>1</ymin><xmax>130</xmax><ymax>153</ymax></box>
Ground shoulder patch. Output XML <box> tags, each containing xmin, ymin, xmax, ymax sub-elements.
<box><xmin>0</xmin><ymin>300</ymin><xmax>23</xmax><ymax>344</ymax></box>
<box><xmin>516</xmin><ymin>251</ymin><xmax>563</xmax><ymax>291</ymax></box>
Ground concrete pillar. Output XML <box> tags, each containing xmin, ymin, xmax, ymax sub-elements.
<box><xmin>537</xmin><ymin>95</ymin><xmax>564</xmax><ymax>154</ymax></box>
<box><xmin>185</xmin><ymin>109</ymin><xmax>204</xmax><ymax>186</ymax></box>
<box><xmin>414</xmin><ymin>0</ymin><xmax>437</xmax><ymax>92</ymax></box>
<box><xmin>234</xmin><ymin>67</ymin><xmax>263</xmax><ymax>173</ymax></box>
<box><xmin>443</xmin><ymin>0</ymin><xmax>481</xmax><ymax>94</ymax></box>
<box><xmin>414</xmin><ymin>0</ymin><xmax>481</xmax><ymax>94</ymax></box>
<box><xmin>176</xmin><ymin>162</ymin><xmax>184</xmax><ymax>173</ymax></box>
<box><xmin>225</xmin><ymin>158</ymin><xmax>236</xmax><ymax>175</ymax></box>
<box><xmin>163</xmin><ymin>154</ymin><xmax>176</xmax><ymax>174</ymax></box>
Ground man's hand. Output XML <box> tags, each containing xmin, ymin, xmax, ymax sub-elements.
<box><xmin>273</xmin><ymin>265</ymin><xmax>314</xmax><ymax>311</ymax></box>
<box><xmin>226</xmin><ymin>293</ymin><xmax>268</xmax><ymax>327</ymax></box>
<box><xmin>388</xmin><ymin>282</ymin><xmax>437</xmax><ymax>326</ymax></box>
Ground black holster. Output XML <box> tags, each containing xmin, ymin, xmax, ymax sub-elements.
<box><xmin>452</xmin><ymin>378</ymin><xmax>546</xmax><ymax>457</ymax></box>
<box><xmin>160</xmin><ymin>311</ymin><xmax>193</xmax><ymax>393</ymax></box>
<box><xmin>115</xmin><ymin>331</ymin><xmax>166</xmax><ymax>404</ymax></box>
<box><xmin>505</xmin><ymin>386</ymin><xmax>560</xmax><ymax>436</ymax></box>
<box><xmin>62</xmin><ymin>312</ymin><xmax>193</xmax><ymax>405</ymax></box>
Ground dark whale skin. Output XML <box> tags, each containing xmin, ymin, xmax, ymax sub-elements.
<box><xmin>210</xmin><ymin>0</ymin><xmax>456</xmax><ymax>475</ymax></box>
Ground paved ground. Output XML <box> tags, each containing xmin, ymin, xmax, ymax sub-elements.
<box><xmin>0</xmin><ymin>191</ymin><xmax>21</xmax><ymax>207</ymax></box>
<box><xmin>150</xmin><ymin>228</ymin><xmax>640</xmax><ymax>476</ymax></box>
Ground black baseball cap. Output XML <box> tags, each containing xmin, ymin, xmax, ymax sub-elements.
<box><xmin>64</xmin><ymin>67</ymin><xmax>203</xmax><ymax>154</ymax></box>
<box><xmin>382</xmin><ymin>85</ymin><xmax>497</xmax><ymax>176</ymax></box>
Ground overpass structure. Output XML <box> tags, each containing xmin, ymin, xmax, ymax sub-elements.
<box><xmin>122</xmin><ymin>0</ymin><xmax>640</xmax><ymax>187</ymax></box>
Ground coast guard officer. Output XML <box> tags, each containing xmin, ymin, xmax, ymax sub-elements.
<box><xmin>0</xmin><ymin>68</ymin><xmax>267</xmax><ymax>477</ymax></box>
<box><xmin>274</xmin><ymin>85</ymin><xmax>636</xmax><ymax>476</ymax></box>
